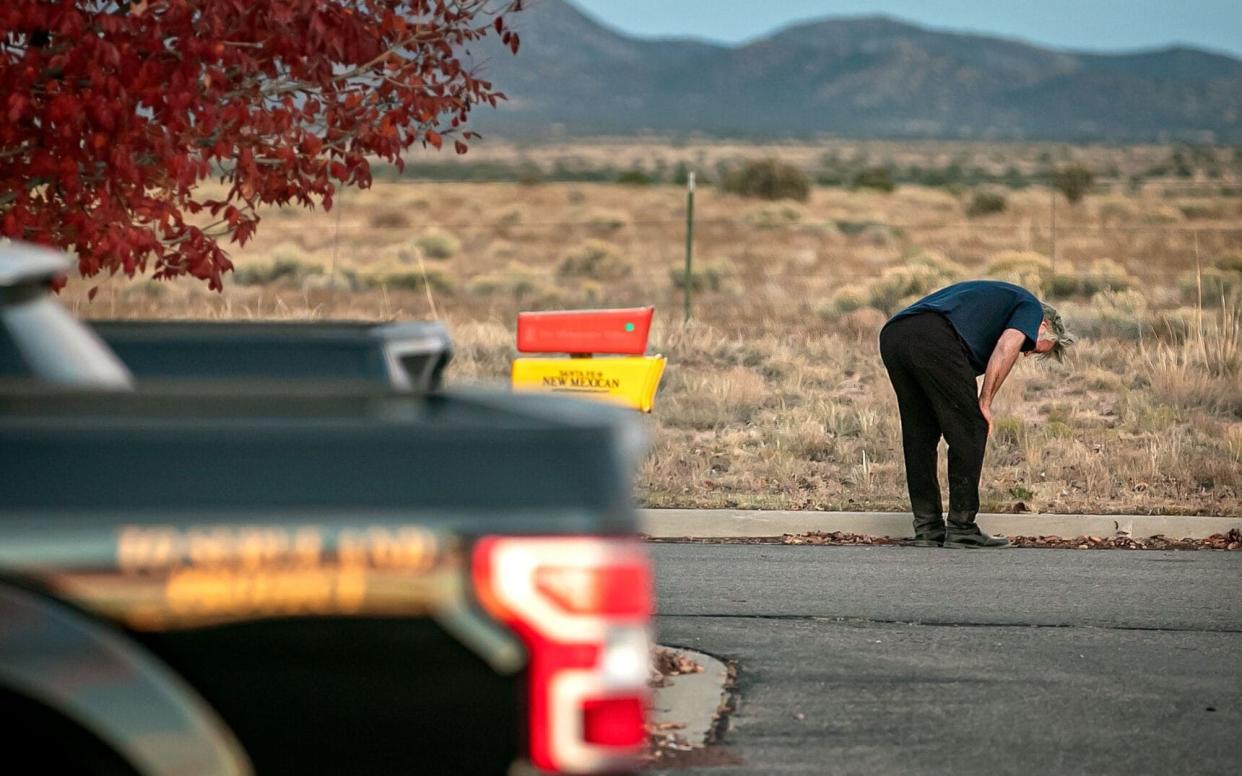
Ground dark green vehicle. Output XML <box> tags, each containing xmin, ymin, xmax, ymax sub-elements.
<box><xmin>90</xmin><ymin>319</ymin><xmax>453</xmax><ymax>392</ymax></box>
<box><xmin>0</xmin><ymin>243</ymin><xmax>653</xmax><ymax>775</ymax></box>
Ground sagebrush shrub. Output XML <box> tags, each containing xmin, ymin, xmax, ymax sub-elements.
<box><xmin>1215</xmin><ymin>253</ymin><xmax>1242</xmax><ymax>274</ymax></box>
<box><xmin>583</xmin><ymin>208</ymin><xmax>631</xmax><ymax>232</ymax></box>
<box><xmin>467</xmin><ymin>262</ymin><xmax>561</xmax><ymax>305</ymax></box>
<box><xmin>966</xmin><ymin>190</ymin><xmax>1007</xmax><ymax>217</ymax></box>
<box><xmin>851</xmin><ymin>167</ymin><xmax>896</xmax><ymax>193</ymax></box>
<box><xmin>906</xmin><ymin>250</ymin><xmax>966</xmax><ymax>281</ymax></box>
<box><xmin>1179</xmin><ymin>267</ymin><xmax>1242</xmax><ymax>306</ymax></box>
<box><xmin>369</xmin><ymin>208</ymin><xmax>411</xmax><ymax>230</ymax></box>
<box><xmin>821</xmin><ymin>285</ymin><xmax>869</xmax><ymax>317</ymax></box>
<box><xmin>669</xmin><ymin>259</ymin><xmax>738</xmax><ymax>293</ymax></box>
<box><xmin>744</xmin><ymin>204</ymin><xmax>803</xmax><ymax>229</ymax></box>
<box><xmin>986</xmin><ymin>250</ymin><xmax>1053</xmax><ymax>294</ymax></box>
<box><xmin>416</xmin><ymin>228</ymin><xmax>460</xmax><ymax>260</ymax></box>
<box><xmin>557</xmin><ymin>240</ymin><xmax>633</xmax><ymax>280</ymax></box>
<box><xmin>866</xmin><ymin>265</ymin><xmax>944</xmax><ymax>314</ymax></box>
<box><xmin>1079</xmin><ymin>259</ymin><xmax>1133</xmax><ymax>295</ymax></box>
<box><xmin>357</xmin><ymin>260</ymin><xmax>454</xmax><ymax>294</ymax></box>
<box><xmin>722</xmin><ymin>158</ymin><xmax>811</xmax><ymax>202</ymax></box>
<box><xmin>233</xmin><ymin>258</ymin><xmax>317</xmax><ymax>285</ymax></box>
<box><xmin>1053</xmin><ymin>164</ymin><xmax>1094</xmax><ymax>203</ymax></box>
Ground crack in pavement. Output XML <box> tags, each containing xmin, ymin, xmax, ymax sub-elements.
<box><xmin>657</xmin><ymin>612</ymin><xmax>1242</xmax><ymax>634</ymax></box>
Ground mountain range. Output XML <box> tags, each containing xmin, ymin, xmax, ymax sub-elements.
<box><xmin>466</xmin><ymin>0</ymin><xmax>1242</xmax><ymax>142</ymax></box>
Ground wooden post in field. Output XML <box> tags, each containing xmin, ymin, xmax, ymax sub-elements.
<box><xmin>683</xmin><ymin>172</ymin><xmax>696</xmax><ymax>324</ymax></box>
<box><xmin>1194</xmin><ymin>230</ymin><xmax>1203</xmax><ymax>340</ymax></box>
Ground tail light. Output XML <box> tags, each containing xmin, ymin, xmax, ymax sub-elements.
<box><xmin>473</xmin><ymin>537</ymin><xmax>652</xmax><ymax>774</ymax></box>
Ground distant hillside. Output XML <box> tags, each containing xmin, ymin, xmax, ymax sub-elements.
<box><xmin>464</xmin><ymin>0</ymin><xmax>1242</xmax><ymax>142</ymax></box>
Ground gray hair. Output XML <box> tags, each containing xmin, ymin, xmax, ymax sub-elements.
<box><xmin>1040</xmin><ymin>302</ymin><xmax>1075</xmax><ymax>363</ymax></box>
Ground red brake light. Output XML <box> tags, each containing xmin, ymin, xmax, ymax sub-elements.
<box><xmin>582</xmin><ymin>697</ymin><xmax>646</xmax><ymax>747</ymax></box>
<box><xmin>534</xmin><ymin>565</ymin><xmax>650</xmax><ymax>616</ymax></box>
<box><xmin>473</xmin><ymin>537</ymin><xmax>652</xmax><ymax>774</ymax></box>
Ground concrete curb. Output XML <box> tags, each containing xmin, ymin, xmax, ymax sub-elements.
<box><xmin>650</xmin><ymin>646</ymin><xmax>730</xmax><ymax>747</ymax></box>
<box><xmin>640</xmin><ymin>509</ymin><xmax>1242</xmax><ymax>540</ymax></box>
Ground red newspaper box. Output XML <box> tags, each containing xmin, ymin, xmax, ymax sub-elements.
<box><xmin>516</xmin><ymin>306</ymin><xmax>654</xmax><ymax>355</ymax></box>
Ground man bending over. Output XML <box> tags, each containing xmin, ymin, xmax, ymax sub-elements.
<box><xmin>879</xmin><ymin>280</ymin><xmax>1074</xmax><ymax>548</ymax></box>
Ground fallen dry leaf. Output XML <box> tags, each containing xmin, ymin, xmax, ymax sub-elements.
<box><xmin>1009</xmin><ymin>529</ymin><xmax>1242</xmax><ymax>551</ymax></box>
<box><xmin>653</xmin><ymin>647</ymin><xmax>704</xmax><ymax>680</ymax></box>
<box><xmin>645</xmin><ymin>528</ymin><xmax>1242</xmax><ymax>551</ymax></box>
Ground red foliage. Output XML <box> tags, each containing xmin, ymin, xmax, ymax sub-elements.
<box><xmin>0</xmin><ymin>0</ymin><xmax>522</xmax><ymax>290</ymax></box>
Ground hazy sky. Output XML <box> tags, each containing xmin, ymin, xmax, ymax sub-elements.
<box><xmin>569</xmin><ymin>0</ymin><xmax>1242</xmax><ymax>58</ymax></box>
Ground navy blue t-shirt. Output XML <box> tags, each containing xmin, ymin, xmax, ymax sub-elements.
<box><xmin>885</xmin><ymin>280</ymin><xmax>1043</xmax><ymax>375</ymax></box>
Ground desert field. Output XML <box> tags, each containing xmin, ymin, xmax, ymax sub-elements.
<box><xmin>64</xmin><ymin>141</ymin><xmax>1242</xmax><ymax>516</ymax></box>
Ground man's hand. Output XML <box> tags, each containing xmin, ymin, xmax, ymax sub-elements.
<box><xmin>979</xmin><ymin>401</ymin><xmax>993</xmax><ymax>437</ymax></box>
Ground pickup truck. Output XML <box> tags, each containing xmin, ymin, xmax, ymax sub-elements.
<box><xmin>0</xmin><ymin>243</ymin><xmax>652</xmax><ymax>775</ymax></box>
<box><xmin>91</xmin><ymin>319</ymin><xmax>453</xmax><ymax>392</ymax></box>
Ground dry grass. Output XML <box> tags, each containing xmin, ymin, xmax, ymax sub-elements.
<box><xmin>61</xmin><ymin>141</ymin><xmax>1242</xmax><ymax>516</ymax></box>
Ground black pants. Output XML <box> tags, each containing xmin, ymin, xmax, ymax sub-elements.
<box><xmin>879</xmin><ymin>312</ymin><xmax>988</xmax><ymax>525</ymax></box>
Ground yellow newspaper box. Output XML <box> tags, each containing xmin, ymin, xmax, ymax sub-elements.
<box><xmin>511</xmin><ymin>356</ymin><xmax>666</xmax><ymax>413</ymax></box>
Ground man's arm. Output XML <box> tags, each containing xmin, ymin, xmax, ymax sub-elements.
<box><xmin>977</xmin><ymin>328</ymin><xmax>1027</xmax><ymax>436</ymax></box>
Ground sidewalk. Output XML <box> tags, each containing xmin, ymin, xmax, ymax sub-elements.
<box><xmin>640</xmin><ymin>509</ymin><xmax>1242</xmax><ymax>540</ymax></box>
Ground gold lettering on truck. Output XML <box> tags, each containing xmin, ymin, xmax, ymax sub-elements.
<box><xmin>164</xmin><ymin>567</ymin><xmax>367</xmax><ymax>617</ymax></box>
<box><xmin>106</xmin><ymin>524</ymin><xmax>442</xmax><ymax>629</ymax></box>
<box><xmin>117</xmin><ymin>527</ymin><xmax>178</xmax><ymax>573</ymax></box>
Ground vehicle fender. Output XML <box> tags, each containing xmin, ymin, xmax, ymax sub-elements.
<box><xmin>0</xmin><ymin>583</ymin><xmax>251</xmax><ymax>776</ymax></box>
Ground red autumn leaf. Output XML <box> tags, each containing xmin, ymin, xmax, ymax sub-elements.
<box><xmin>0</xmin><ymin>0</ymin><xmax>525</xmax><ymax>292</ymax></box>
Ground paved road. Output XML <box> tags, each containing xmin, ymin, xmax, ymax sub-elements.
<box><xmin>650</xmin><ymin>544</ymin><xmax>1242</xmax><ymax>775</ymax></box>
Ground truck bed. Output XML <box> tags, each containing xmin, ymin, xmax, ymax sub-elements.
<box><xmin>0</xmin><ymin>386</ymin><xmax>636</xmax><ymax>523</ymax></box>
<box><xmin>90</xmin><ymin>320</ymin><xmax>453</xmax><ymax>391</ymax></box>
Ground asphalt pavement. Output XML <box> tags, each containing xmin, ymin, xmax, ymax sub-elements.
<box><xmin>650</xmin><ymin>544</ymin><xmax>1242</xmax><ymax>775</ymax></box>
